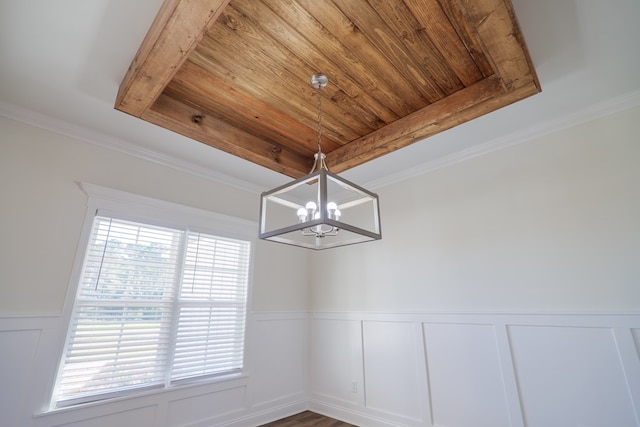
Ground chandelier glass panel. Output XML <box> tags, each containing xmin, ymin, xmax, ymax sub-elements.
<box><xmin>259</xmin><ymin>74</ymin><xmax>381</xmax><ymax>250</ymax></box>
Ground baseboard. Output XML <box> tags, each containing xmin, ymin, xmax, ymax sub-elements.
<box><xmin>309</xmin><ymin>399</ymin><xmax>413</xmax><ymax>427</ymax></box>
<box><xmin>216</xmin><ymin>399</ymin><xmax>308</xmax><ymax>427</ymax></box>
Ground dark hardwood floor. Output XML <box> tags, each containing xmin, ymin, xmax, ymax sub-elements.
<box><xmin>258</xmin><ymin>411</ymin><xmax>356</xmax><ymax>426</ymax></box>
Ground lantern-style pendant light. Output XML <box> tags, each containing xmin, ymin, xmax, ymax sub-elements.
<box><xmin>259</xmin><ymin>74</ymin><xmax>381</xmax><ymax>250</ymax></box>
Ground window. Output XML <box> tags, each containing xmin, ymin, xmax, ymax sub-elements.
<box><xmin>52</xmin><ymin>188</ymin><xmax>252</xmax><ymax>408</ymax></box>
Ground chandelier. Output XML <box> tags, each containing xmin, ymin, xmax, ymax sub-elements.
<box><xmin>259</xmin><ymin>73</ymin><xmax>381</xmax><ymax>250</ymax></box>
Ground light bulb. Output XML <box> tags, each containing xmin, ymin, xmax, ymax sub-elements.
<box><xmin>334</xmin><ymin>208</ymin><xmax>341</xmax><ymax>220</ymax></box>
<box><xmin>327</xmin><ymin>202</ymin><xmax>338</xmax><ymax>220</ymax></box>
<box><xmin>297</xmin><ymin>207</ymin><xmax>308</xmax><ymax>222</ymax></box>
<box><xmin>305</xmin><ymin>201</ymin><xmax>317</xmax><ymax>211</ymax></box>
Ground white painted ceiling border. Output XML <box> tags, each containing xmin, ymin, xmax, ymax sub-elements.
<box><xmin>2</xmin><ymin>88</ymin><xmax>639</xmax><ymax>194</ymax></box>
<box><xmin>365</xmin><ymin>88</ymin><xmax>640</xmax><ymax>190</ymax></box>
<box><xmin>0</xmin><ymin>101</ymin><xmax>264</xmax><ymax>194</ymax></box>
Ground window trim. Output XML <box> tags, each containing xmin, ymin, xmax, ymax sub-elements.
<box><xmin>49</xmin><ymin>183</ymin><xmax>256</xmax><ymax>410</ymax></box>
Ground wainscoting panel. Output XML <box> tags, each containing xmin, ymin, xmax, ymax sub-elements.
<box><xmin>166</xmin><ymin>385</ymin><xmax>246</xmax><ymax>426</ymax></box>
<box><xmin>0</xmin><ymin>328</ymin><xmax>42</xmax><ymax>427</ymax></box>
<box><xmin>423</xmin><ymin>323</ymin><xmax>511</xmax><ymax>427</ymax></box>
<box><xmin>362</xmin><ymin>321</ymin><xmax>426</xmax><ymax>424</ymax></box>
<box><xmin>309</xmin><ymin>312</ymin><xmax>640</xmax><ymax>427</ymax></box>
<box><xmin>52</xmin><ymin>406</ymin><xmax>158</xmax><ymax>427</ymax></box>
<box><xmin>309</xmin><ymin>319</ymin><xmax>364</xmax><ymax>408</ymax></box>
<box><xmin>509</xmin><ymin>325</ymin><xmax>638</xmax><ymax>427</ymax></box>
<box><xmin>246</xmin><ymin>313</ymin><xmax>308</xmax><ymax>410</ymax></box>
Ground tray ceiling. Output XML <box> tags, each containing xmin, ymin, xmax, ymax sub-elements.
<box><xmin>116</xmin><ymin>0</ymin><xmax>540</xmax><ymax>179</ymax></box>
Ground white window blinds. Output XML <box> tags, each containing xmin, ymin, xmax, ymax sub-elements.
<box><xmin>172</xmin><ymin>233</ymin><xmax>249</xmax><ymax>381</ymax></box>
<box><xmin>53</xmin><ymin>214</ymin><xmax>250</xmax><ymax>406</ymax></box>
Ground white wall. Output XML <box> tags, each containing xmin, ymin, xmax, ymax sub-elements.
<box><xmin>3</xmin><ymin>104</ymin><xmax>640</xmax><ymax>427</ymax></box>
<box><xmin>309</xmin><ymin>107</ymin><xmax>640</xmax><ymax>426</ymax></box>
<box><xmin>0</xmin><ymin>116</ymin><xmax>311</xmax><ymax>426</ymax></box>
<box><xmin>0</xmin><ymin>116</ymin><xmax>309</xmax><ymax>315</ymax></box>
<box><xmin>311</xmin><ymin>107</ymin><xmax>640</xmax><ymax>312</ymax></box>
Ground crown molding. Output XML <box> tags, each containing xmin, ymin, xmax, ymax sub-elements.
<box><xmin>0</xmin><ymin>101</ymin><xmax>266</xmax><ymax>194</ymax></box>
<box><xmin>3</xmin><ymin>89</ymin><xmax>640</xmax><ymax>193</ymax></box>
<box><xmin>365</xmin><ymin>89</ymin><xmax>640</xmax><ymax>190</ymax></box>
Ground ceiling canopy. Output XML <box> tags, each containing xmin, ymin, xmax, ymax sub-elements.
<box><xmin>116</xmin><ymin>0</ymin><xmax>540</xmax><ymax>179</ymax></box>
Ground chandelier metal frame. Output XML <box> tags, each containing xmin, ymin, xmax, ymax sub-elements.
<box><xmin>258</xmin><ymin>73</ymin><xmax>381</xmax><ymax>250</ymax></box>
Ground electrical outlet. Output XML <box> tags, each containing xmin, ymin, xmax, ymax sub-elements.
<box><xmin>351</xmin><ymin>381</ymin><xmax>358</xmax><ymax>393</ymax></box>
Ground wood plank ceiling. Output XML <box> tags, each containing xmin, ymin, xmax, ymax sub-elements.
<box><xmin>116</xmin><ymin>0</ymin><xmax>540</xmax><ymax>179</ymax></box>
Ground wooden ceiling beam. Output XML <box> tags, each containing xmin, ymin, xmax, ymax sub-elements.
<box><xmin>144</xmin><ymin>94</ymin><xmax>313</xmax><ymax>178</ymax></box>
<box><xmin>326</xmin><ymin>75</ymin><xmax>539</xmax><ymax>173</ymax></box>
<box><xmin>457</xmin><ymin>0</ymin><xmax>541</xmax><ymax>91</ymax></box>
<box><xmin>115</xmin><ymin>0</ymin><xmax>231</xmax><ymax>117</ymax></box>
